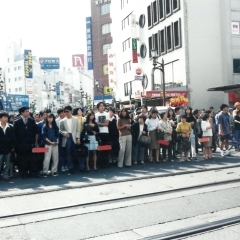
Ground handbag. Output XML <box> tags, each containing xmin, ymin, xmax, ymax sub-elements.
<box><xmin>139</xmin><ymin>135</ymin><xmax>151</xmax><ymax>145</ymax></box>
<box><xmin>176</xmin><ymin>133</ymin><xmax>182</xmax><ymax>142</ymax></box>
<box><xmin>156</xmin><ymin>130</ymin><xmax>164</xmax><ymax>140</ymax></box>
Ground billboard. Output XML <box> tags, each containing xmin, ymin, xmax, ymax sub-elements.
<box><xmin>86</xmin><ymin>17</ymin><xmax>93</xmax><ymax>70</ymax></box>
<box><xmin>39</xmin><ymin>57</ymin><xmax>60</xmax><ymax>70</ymax></box>
<box><xmin>0</xmin><ymin>94</ymin><xmax>29</xmax><ymax>111</ymax></box>
<box><xmin>72</xmin><ymin>54</ymin><xmax>84</xmax><ymax>68</ymax></box>
<box><xmin>24</xmin><ymin>50</ymin><xmax>33</xmax><ymax>78</ymax></box>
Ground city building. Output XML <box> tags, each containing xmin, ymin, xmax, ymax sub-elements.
<box><xmin>110</xmin><ymin>0</ymin><xmax>240</xmax><ymax>109</ymax></box>
<box><xmin>4</xmin><ymin>42</ymin><xmax>44</xmax><ymax>111</ymax></box>
<box><xmin>91</xmin><ymin>0</ymin><xmax>113</xmax><ymax>104</ymax></box>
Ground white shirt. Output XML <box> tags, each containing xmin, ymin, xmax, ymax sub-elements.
<box><xmin>0</xmin><ymin>123</ymin><xmax>9</xmax><ymax>134</ymax></box>
<box><xmin>66</xmin><ymin>118</ymin><xmax>73</xmax><ymax>133</ymax></box>
<box><xmin>145</xmin><ymin>118</ymin><xmax>160</xmax><ymax>131</ymax></box>
<box><xmin>138</xmin><ymin>124</ymin><xmax>144</xmax><ymax>140</ymax></box>
<box><xmin>95</xmin><ymin>112</ymin><xmax>110</xmax><ymax>133</ymax></box>
<box><xmin>201</xmin><ymin>120</ymin><xmax>213</xmax><ymax>137</ymax></box>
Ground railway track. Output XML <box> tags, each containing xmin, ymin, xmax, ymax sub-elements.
<box><xmin>1</xmin><ymin>177</ymin><xmax>240</xmax><ymax>228</ymax></box>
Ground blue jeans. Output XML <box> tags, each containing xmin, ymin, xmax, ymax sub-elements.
<box><xmin>132</xmin><ymin>142</ymin><xmax>145</xmax><ymax>163</ymax></box>
<box><xmin>233</xmin><ymin>130</ymin><xmax>240</xmax><ymax>142</ymax></box>
<box><xmin>65</xmin><ymin>134</ymin><xmax>74</xmax><ymax>170</ymax></box>
<box><xmin>0</xmin><ymin>153</ymin><xmax>11</xmax><ymax>179</ymax></box>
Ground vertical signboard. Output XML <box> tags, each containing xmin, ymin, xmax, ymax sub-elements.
<box><xmin>24</xmin><ymin>50</ymin><xmax>33</xmax><ymax>78</ymax></box>
<box><xmin>108</xmin><ymin>49</ymin><xmax>116</xmax><ymax>88</ymax></box>
<box><xmin>86</xmin><ymin>17</ymin><xmax>93</xmax><ymax>70</ymax></box>
<box><xmin>56</xmin><ymin>82</ymin><xmax>60</xmax><ymax>101</ymax></box>
<box><xmin>232</xmin><ymin>22</ymin><xmax>240</xmax><ymax>35</ymax></box>
<box><xmin>132</xmin><ymin>39</ymin><xmax>138</xmax><ymax>63</ymax></box>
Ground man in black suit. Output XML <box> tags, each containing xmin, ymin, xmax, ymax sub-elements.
<box><xmin>14</xmin><ymin>106</ymin><xmax>38</xmax><ymax>179</ymax></box>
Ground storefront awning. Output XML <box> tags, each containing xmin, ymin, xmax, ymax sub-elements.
<box><xmin>207</xmin><ymin>84</ymin><xmax>240</xmax><ymax>93</ymax></box>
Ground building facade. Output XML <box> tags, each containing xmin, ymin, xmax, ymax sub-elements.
<box><xmin>110</xmin><ymin>0</ymin><xmax>240</xmax><ymax>109</ymax></box>
<box><xmin>91</xmin><ymin>0</ymin><xmax>113</xmax><ymax>103</ymax></box>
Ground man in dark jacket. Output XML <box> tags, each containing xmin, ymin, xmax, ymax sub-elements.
<box><xmin>131</xmin><ymin>115</ymin><xmax>148</xmax><ymax>165</ymax></box>
<box><xmin>0</xmin><ymin>111</ymin><xmax>15</xmax><ymax>181</ymax></box>
<box><xmin>14</xmin><ymin>106</ymin><xmax>38</xmax><ymax>179</ymax></box>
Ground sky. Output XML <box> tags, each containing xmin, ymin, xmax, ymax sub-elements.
<box><xmin>0</xmin><ymin>0</ymin><xmax>91</xmax><ymax>68</ymax></box>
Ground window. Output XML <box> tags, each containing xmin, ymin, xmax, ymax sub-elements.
<box><xmin>154</xmin><ymin>33</ymin><xmax>159</xmax><ymax>55</ymax></box>
<box><xmin>166</xmin><ymin>24</ymin><xmax>173</xmax><ymax>52</ymax></box>
<box><xmin>15</xmin><ymin>88</ymin><xmax>18</xmax><ymax>92</ymax></box>
<box><xmin>18</xmin><ymin>66</ymin><xmax>21</xmax><ymax>70</ymax></box>
<box><xmin>9</xmin><ymin>89</ymin><xmax>11</xmax><ymax>93</ymax></box>
<box><xmin>139</xmin><ymin>14</ymin><xmax>145</xmax><ymax>28</ymax></box>
<box><xmin>165</xmin><ymin>0</ymin><xmax>172</xmax><ymax>17</ymax></box>
<box><xmin>158</xmin><ymin>0</ymin><xmax>165</xmax><ymax>21</ymax></box>
<box><xmin>140</xmin><ymin>44</ymin><xmax>147</xmax><ymax>58</ymax></box>
<box><xmin>160</xmin><ymin>29</ymin><xmax>166</xmax><ymax>54</ymax></box>
<box><xmin>15</xmin><ymin>78</ymin><xmax>17</xmax><ymax>81</ymax></box>
<box><xmin>173</xmin><ymin>18</ymin><xmax>182</xmax><ymax>49</ymax></box>
<box><xmin>14</xmin><ymin>67</ymin><xmax>17</xmax><ymax>71</ymax></box>
<box><xmin>153</xmin><ymin>1</ymin><xmax>158</xmax><ymax>25</ymax></box>
<box><xmin>147</xmin><ymin>5</ymin><xmax>152</xmax><ymax>28</ymax></box>
<box><xmin>19</xmin><ymin>87</ymin><xmax>22</xmax><ymax>91</ymax></box>
<box><xmin>102</xmin><ymin>44</ymin><xmax>111</xmax><ymax>54</ymax></box>
<box><xmin>123</xmin><ymin>60</ymin><xmax>131</xmax><ymax>73</ymax></box>
<box><xmin>148</xmin><ymin>36</ymin><xmax>153</xmax><ymax>58</ymax></box>
<box><xmin>124</xmin><ymin>82</ymin><xmax>132</xmax><ymax>96</ymax></box>
<box><xmin>8</xmin><ymin>79</ymin><xmax>10</xmax><ymax>83</ymax></box>
<box><xmin>61</xmin><ymin>91</ymin><xmax>64</xmax><ymax>96</ymax></box>
<box><xmin>101</xmin><ymin>3</ymin><xmax>110</xmax><ymax>15</ymax></box>
<box><xmin>19</xmin><ymin>77</ymin><xmax>22</xmax><ymax>80</ymax></box>
<box><xmin>7</xmin><ymin>58</ymin><xmax>9</xmax><ymax>63</ymax></box>
<box><xmin>8</xmin><ymin>68</ymin><xmax>10</xmax><ymax>73</ymax></box>
<box><xmin>123</xmin><ymin>38</ymin><xmax>131</xmax><ymax>52</ymax></box>
<box><xmin>172</xmin><ymin>0</ymin><xmax>180</xmax><ymax>12</ymax></box>
<box><xmin>102</xmin><ymin>23</ymin><xmax>111</xmax><ymax>34</ymax></box>
<box><xmin>233</xmin><ymin>59</ymin><xmax>240</xmax><ymax>73</ymax></box>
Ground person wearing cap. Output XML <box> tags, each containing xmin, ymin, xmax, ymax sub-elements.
<box><xmin>14</xmin><ymin>106</ymin><xmax>39</xmax><ymax>179</ymax></box>
<box><xmin>233</xmin><ymin>102</ymin><xmax>240</xmax><ymax>117</ymax></box>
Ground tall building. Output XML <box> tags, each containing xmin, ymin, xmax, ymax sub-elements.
<box><xmin>4</xmin><ymin>42</ymin><xmax>44</xmax><ymax>111</ymax></box>
<box><xmin>91</xmin><ymin>0</ymin><xmax>112</xmax><ymax>104</ymax></box>
<box><xmin>110</xmin><ymin>0</ymin><xmax>240</xmax><ymax>109</ymax></box>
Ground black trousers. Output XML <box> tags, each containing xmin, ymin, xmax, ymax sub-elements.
<box><xmin>17</xmin><ymin>150</ymin><xmax>38</xmax><ymax>177</ymax></box>
<box><xmin>98</xmin><ymin>133</ymin><xmax>110</xmax><ymax>167</ymax></box>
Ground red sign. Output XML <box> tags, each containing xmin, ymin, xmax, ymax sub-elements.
<box><xmin>146</xmin><ymin>91</ymin><xmax>187</xmax><ymax>98</ymax></box>
<box><xmin>72</xmin><ymin>54</ymin><xmax>84</xmax><ymax>67</ymax></box>
<box><xmin>228</xmin><ymin>92</ymin><xmax>240</xmax><ymax>103</ymax></box>
<box><xmin>132</xmin><ymin>51</ymin><xmax>138</xmax><ymax>63</ymax></box>
<box><xmin>136</xmin><ymin>68</ymin><xmax>143</xmax><ymax>75</ymax></box>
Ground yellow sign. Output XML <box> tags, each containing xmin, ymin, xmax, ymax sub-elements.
<box><xmin>103</xmin><ymin>86</ymin><xmax>113</xmax><ymax>95</ymax></box>
<box><xmin>103</xmin><ymin>65</ymin><xmax>108</xmax><ymax>75</ymax></box>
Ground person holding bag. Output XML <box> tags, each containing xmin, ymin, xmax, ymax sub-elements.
<box><xmin>201</xmin><ymin>113</ymin><xmax>213</xmax><ymax>159</ymax></box>
<box><xmin>159</xmin><ymin>112</ymin><xmax>173</xmax><ymax>162</ymax></box>
<box><xmin>176</xmin><ymin>115</ymin><xmax>192</xmax><ymax>162</ymax></box>
<box><xmin>81</xmin><ymin>111</ymin><xmax>99</xmax><ymax>171</ymax></box>
<box><xmin>145</xmin><ymin>110</ymin><xmax>161</xmax><ymax>163</ymax></box>
<box><xmin>42</xmin><ymin>114</ymin><xmax>59</xmax><ymax>177</ymax></box>
<box><xmin>131</xmin><ymin>115</ymin><xmax>148</xmax><ymax>165</ymax></box>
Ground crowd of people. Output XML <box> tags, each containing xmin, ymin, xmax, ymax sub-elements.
<box><xmin>0</xmin><ymin>100</ymin><xmax>240</xmax><ymax>182</ymax></box>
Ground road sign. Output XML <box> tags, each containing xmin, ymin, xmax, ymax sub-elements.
<box><xmin>135</xmin><ymin>67</ymin><xmax>143</xmax><ymax>80</ymax></box>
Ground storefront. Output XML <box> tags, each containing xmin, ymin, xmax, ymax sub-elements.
<box><xmin>145</xmin><ymin>90</ymin><xmax>188</xmax><ymax>107</ymax></box>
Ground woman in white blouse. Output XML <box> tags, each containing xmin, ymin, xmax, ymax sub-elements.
<box><xmin>201</xmin><ymin>113</ymin><xmax>213</xmax><ymax>159</ymax></box>
<box><xmin>145</xmin><ymin>110</ymin><xmax>161</xmax><ymax>163</ymax></box>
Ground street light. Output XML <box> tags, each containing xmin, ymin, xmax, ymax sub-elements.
<box><xmin>151</xmin><ymin>48</ymin><xmax>166</xmax><ymax>106</ymax></box>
